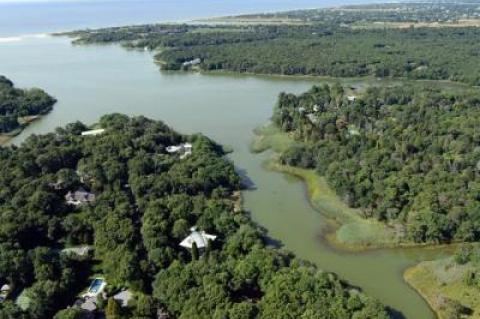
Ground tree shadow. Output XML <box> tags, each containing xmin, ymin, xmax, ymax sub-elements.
<box><xmin>235</xmin><ymin>166</ymin><xmax>257</xmax><ymax>190</ymax></box>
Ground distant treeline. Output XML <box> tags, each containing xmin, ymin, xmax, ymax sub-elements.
<box><xmin>0</xmin><ymin>76</ymin><xmax>56</xmax><ymax>133</ymax></box>
<box><xmin>0</xmin><ymin>114</ymin><xmax>389</xmax><ymax>319</ymax></box>
<box><xmin>65</xmin><ymin>24</ymin><xmax>480</xmax><ymax>85</ymax></box>
<box><xmin>273</xmin><ymin>84</ymin><xmax>480</xmax><ymax>244</ymax></box>
<box><xmin>239</xmin><ymin>2</ymin><xmax>480</xmax><ymax>24</ymax></box>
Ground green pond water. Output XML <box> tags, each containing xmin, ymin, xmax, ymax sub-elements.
<box><xmin>0</xmin><ymin>36</ymin><xmax>452</xmax><ymax>319</ymax></box>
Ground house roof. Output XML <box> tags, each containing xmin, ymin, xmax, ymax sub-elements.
<box><xmin>166</xmin><ymin>143</ymin><xmax>193</xmax><ymax>153</ymax></box>
<box><xmin>179</xmin><ymin>229</ymin><xmax>216</xmax><ymax>249</ymax></box>
<box><xmin>81</xmin><ymin>129</ymin><xmax>105</xmax><ymax>136</ymax></box>
<box><xmin>61</xmin><ymin>246</ymin><xmax>92</xmax><ymax>257</ymax></box>
<box><xmin>80</xmin><ymin>298</ymin><xmax>97</xmax><ymax>312</ymax></box>
<box><xmin>65</xmin><ymin>187</ymin><xmax>95</xmax><ymax>203</ymax></box>
<box><xmin>113</xmin><ymin>290</ymin><xmax>133</xmax><ymax>307</ymax></box>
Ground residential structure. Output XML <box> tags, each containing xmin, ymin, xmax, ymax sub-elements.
<box><xmin>113</xmin><ymin>289</ymin><xmax>133</xmax><ymax>307</ymax></box>
<box><xmin>81</xmin><ymin>129</ymin><xmax>105</xmax><ymax>136</ymax></box>
<box><xmin>182</xmin><ymin>58</ymin><xmax>201</xmax><ymax>67</ymax></box>
<box><xmin>180</xmin><ymin>227</ymin><xmax>217</xmax><ymax>250</ymax></box>
<box><xmin>166</xmin><ymin>143</ymin><xmax>193</xmax><ymax>159</ymax></box>
<box><xmin>61</xmin><ymin>246</ymin><xmax>93</xmax><ymax>257</ymax></box>
<box><xmin>65</xmin><ymin>187</ymin><xmax>96</xmax><ymax>206</ymax></box>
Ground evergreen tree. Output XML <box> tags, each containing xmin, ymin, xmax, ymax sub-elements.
<box><xmin>191</xmin><ymin>242</ymin><xmax>199</xmax><ymax>261</ymax></box>
<box><xmin>105</xmin><ymin>297</ymin><xmax>121</xmax><ymax>319</ymax></box>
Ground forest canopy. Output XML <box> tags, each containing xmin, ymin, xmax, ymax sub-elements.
<box><xmin>63</xmin><ymin>5</ymin><xmax>480</xmax><ymax>85</ymax></box>
<box><xmin>273</xmin><ymin>84</ymin><xmax>480</xmax><ymax>244</ymax></box>
<box><xmin>0</xmin><ymin>75</ymin><xmax>56</xmax><ymax>133</ymax></box>
<box><xmin>0</xmin><ymin>114</ymin><xmax>390</xmax><ymax>319</ymax></box>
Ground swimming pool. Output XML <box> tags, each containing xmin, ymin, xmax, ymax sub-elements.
<box><xmin>83</xmin><ymin>278</ymin><xmax>106</xmax><ymax>297</ymax></box>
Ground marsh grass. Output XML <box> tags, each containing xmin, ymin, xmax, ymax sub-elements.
<box><xmin>405</xmin><ymin>257</ymin><xmax>480</xmax><ymax>319</ymax></box>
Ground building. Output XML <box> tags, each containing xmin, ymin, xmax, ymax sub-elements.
<box><xmin>113</xmin><ymin>289</ymin><xmax>133</xmax><ymax>307</ymax></box>
<box><xmin>166</xmin><ymin>143</ymin><xmax>193</xmax><ymax>159</ymax></box>
<box><xmin>182</xmin><ymin>58</ymin><xmax>201</xmax><ymax>67</ymax></box>
<box><xmin>73</xmin><ymin>297</ymin><xmax>96</xmax><ymax>319</ymax></box>
<box><xmin>180</xmin><ymin>227</ymin><xmax>216</xmax><ymax>250</ymax></box>
<box><xmin>61</xmin><ymin>246</ymin><xmax>93</xmax><ymax>257</ymax></box>
<box><xmin>65</xmin><ymin>187</ymin><xmax>96</xmax><ymax>206</ymax></box>
<box><xmin>0</xmin><ymin>284</ymin><xmax>10</xmax><ymax>302</ymax></box>
<box><xmin>81</xmin><ymin>129</ymin><xmax>105</xmax><ymax>136</ymax></box>
<box><xmin>347</xmin><ymin>96</ymin><xmax>357</xmax><ymax>102</ymax></box>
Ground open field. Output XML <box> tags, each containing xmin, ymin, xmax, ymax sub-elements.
<box><xmin>405</xmin><ymin>257</ymin><xmax>480</xmax><ymax>319</ymax></box>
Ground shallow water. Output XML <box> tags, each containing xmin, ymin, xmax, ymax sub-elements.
<box><xmin>0</xmin><ymin>35</ymin><xmax>448</xmax><ymax>319</ymax></box>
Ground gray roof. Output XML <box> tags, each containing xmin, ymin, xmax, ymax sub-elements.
<box><xmin>113</xmin><ymin>290</ymin><xmax>133</xmax><ymax>307</ymax></box>
<box><xmin>65</xmin><ymin>187</ymin><xmax>95</xmax><ymax>204</ymax></box>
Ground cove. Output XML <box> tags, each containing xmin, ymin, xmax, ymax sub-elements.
<box><xmin>0</xmin><ymin>35</ymin><xmax>448</xmax><ymax>319</ymax></box>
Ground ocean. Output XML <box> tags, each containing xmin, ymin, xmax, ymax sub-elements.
<box><xmin>0</xmin><ymin>0</ymin><xmax>390</xmax><ymax>37</ymax></box>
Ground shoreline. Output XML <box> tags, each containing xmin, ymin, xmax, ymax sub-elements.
<box><xmin>252</xmin><ymin>124</ymin><xmax>430</xmax><ymax>251</ymax></box>
<box><xmin>404</xmin><ymin>257</ymin><xmax>480</xmax><ymax>319</ymax></box>
<box><xmin>265</xmin><ymin>159</ymin><xmax>461</xmax><ymax>253</ymax></box>
<box><xmin>0</xmin><ymin>115</ymin><xmax>44</xmax><ymax>146</ymax></box>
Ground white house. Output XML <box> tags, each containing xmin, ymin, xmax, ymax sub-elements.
<box><xmin>347</xmin><ymin>96</ymin><xmax>357</xmax><ymax>102</ymax></box>
<box><xmin>182</xmin><ymin>58</ymin><xmax>201</xmax><ymax>67</ymax></box>
<box><xmin>81</xmin><ymin>129</ymin><xmax>105</xmax><ymax>136</ymax></box>
<box><xmin>166</xmin><ymin>143</ymin><xmax>193</xmax><ymax>159</ymax></box>
<box><xmin>180</xmin><ymin>227</ymin><xmax>216</xmax><ymax>250</ymax></box>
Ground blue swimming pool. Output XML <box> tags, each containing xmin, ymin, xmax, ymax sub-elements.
<box><xmin>88</xmin><ymin>279</ymin><xmax>104</xmax><ymax>294</ymax></box>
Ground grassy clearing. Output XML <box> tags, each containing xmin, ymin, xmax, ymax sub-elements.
<box><xmin>405</xmin><ymin>257</ymin><xmax>480</xmax><ymax>319</ymax></box>
<box><xmin>251</xmin><ymin>124</ymin><xmax>295</xmax><ymax>154</ymax></box>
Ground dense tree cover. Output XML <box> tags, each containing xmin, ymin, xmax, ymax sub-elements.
<box><xmin>455</xmin><ymin>245</ymin><xmax>480</xmax><ymax>289</ymax></box>
<box><xmin>273</xmin><ymin>84</ymin><xmax>480</xmax><ymax>244</ymax></box>
<box><xmin>0</xmin><ymin>76</ymin><xmax>56</xmax><ymax>133</ymax></box>
<box><xmin>63</xmin><ymin>3</ymin><xmax>480</xmax><ymax>85</ymax></box>
<box><xmin>0</xmin><ymin>114</ymin><xmax>390</xmax><ymax>318</ymax></box>
<box><xmin>237</xmin><ymin>2</ymin><xmax>480</xmax><ymax>25</ymax></box>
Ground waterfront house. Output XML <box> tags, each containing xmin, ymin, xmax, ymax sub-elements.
<box><xmin>180</xmin><ymin>227</ymin><xmax>216</xmax><ymax>250</ymax></box>
<box><xmin>182</xmin><ymin>58</ymin><xmax>201</xmax><ymax>67</ymax></box>
<box><xmin>81</xmin><ymin>129</ymin><xmax>105</xmax><ymax>136</ymax></box>
<box><xmin>166</xmin><ymin>143</ymin><xmax>193</xmax><ymax>159</ymax></box>
<box><xmin>65</xmin><ymin>187</ymin><xmax>96</xmax><ymax>206</ymax></box>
